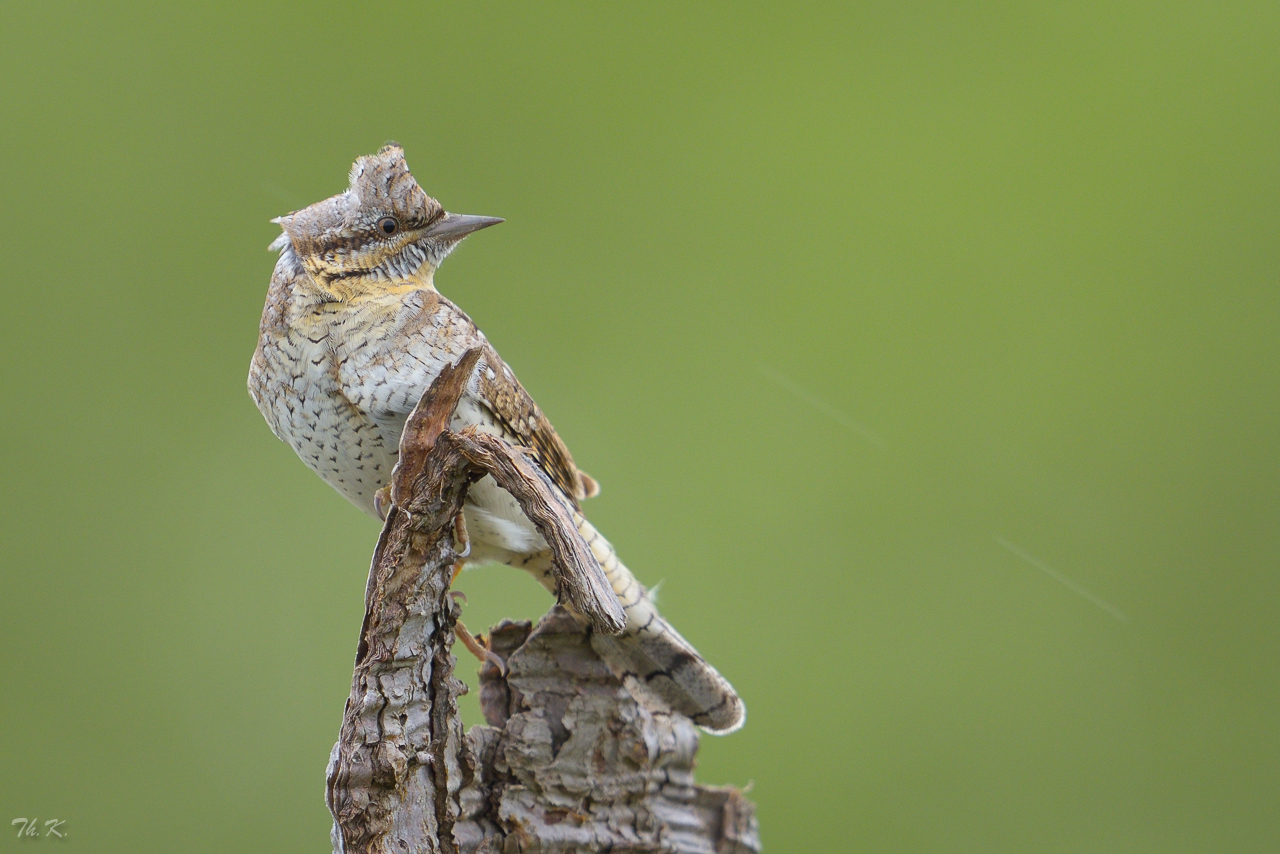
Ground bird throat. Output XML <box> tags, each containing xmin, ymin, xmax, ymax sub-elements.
<box><xmin>306</xmin><ymin>265</ymin><xmax>438</xmax><ymax>305</ymax></box>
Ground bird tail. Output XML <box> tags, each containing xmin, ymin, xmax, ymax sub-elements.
<box><xmin>569</xmin><ymin>513</ymin><xmax>746</xmax><ymax>735</ymax></box>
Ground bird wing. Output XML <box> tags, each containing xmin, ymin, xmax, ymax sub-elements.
<box><xmin>475</xmin><ymin>341</ymin><xmax>599</xmax><ymax>504</ymax></box>
<box><xmin>409</xmin><ymin>294</ymin><xmax>600</xmax><ymax>504</ymax></box>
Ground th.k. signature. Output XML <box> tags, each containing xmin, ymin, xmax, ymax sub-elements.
<box><xmin>11</xmin><ymin>818</ymin><xmax>66</xmax><ymax>839</ymax></box>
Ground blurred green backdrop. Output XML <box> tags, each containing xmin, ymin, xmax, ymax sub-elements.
<box><xmin>2</xmin><ymin>2</ymin><xmax>1277</xmax><ymax>851</ymax></box>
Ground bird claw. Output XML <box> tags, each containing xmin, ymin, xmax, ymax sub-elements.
<box><xmin>373</xmin><ymin>485</ymin><xmax>393</xmax><ymax>521</ymax></box>
<box><xmin>452</xmin><ymin>512</ymin><xmax>470</xmax><ymax>557</ymax></box>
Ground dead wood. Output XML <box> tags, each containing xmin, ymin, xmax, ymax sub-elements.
<box><xmin>325</xmin><ymin>348</ymin><xmax>759</xmax><ymax>853</ymax></box>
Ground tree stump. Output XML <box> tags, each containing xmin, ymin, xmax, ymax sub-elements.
<box><xmin>325</xmin><ymin>349</ymin><xmax>759</xmax><ymax>853</ymax></box>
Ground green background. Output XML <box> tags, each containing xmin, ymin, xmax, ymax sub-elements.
<box><xmin>2</xmin><ymin>2</ymin><xmax>1277</xmax><ymax>851</ymax></box>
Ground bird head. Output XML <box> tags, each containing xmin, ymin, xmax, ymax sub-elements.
<box><xmin>270</xmin><ymin>144</ymin><xmax>501</xmax><ymax>301</ymax></box>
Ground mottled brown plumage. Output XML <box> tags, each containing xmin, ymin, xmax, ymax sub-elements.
<box><xmin>248</xmin><ymin>145</ymin><xmax>743</xmax><ymax>733</ymax></box>
<box><xmin>474</xmin><ymin>338</ymin><xmax>597</xmax><ymax>503</ymax></box>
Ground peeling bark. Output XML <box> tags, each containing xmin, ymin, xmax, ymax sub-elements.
<box><xmin>326</xmin><ymin>349</ymin><xmax>759</xmax><ymax>853</ymax></box>
<box><xmin>457</xmin><ymin>608</ymin><xmax>761</xmax><ymax>854</ymax></box>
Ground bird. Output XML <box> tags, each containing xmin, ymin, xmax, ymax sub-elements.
<box><xmin>248</xmin><ymin>144</ymin><xmax>745</xmax><ymax>734</ymax></box>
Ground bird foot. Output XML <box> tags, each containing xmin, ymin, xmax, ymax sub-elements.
<box><xmin>455</xmin><ymin>619</ymin><xmax>506</xmax><ymax>675</ymax></box>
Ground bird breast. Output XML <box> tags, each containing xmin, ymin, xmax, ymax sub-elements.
<box><xmin>252</xmin><ymin>311</ymin><xmax>547</xmax><ymax>563</ymax></box>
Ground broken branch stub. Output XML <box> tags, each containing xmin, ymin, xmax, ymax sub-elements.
<box><xmin>394</xmin><ymin>347</ymin><xmax>623</xmax><ymax>635</ymax></box>
<box><xmin>450</xmin><ymin>429</ymin><xmax>626</xmax><ymax>635</ymax></box>
<box><xmin>328</xmin><ymin>350</ymin><xmax>483</xmax><ymax>853</ymax></box>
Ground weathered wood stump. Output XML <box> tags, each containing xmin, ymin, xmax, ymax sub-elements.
<box><xmin>325</xmin><ymin>349</ymin><xmax>759</xmax><ymax>853</ymax></box>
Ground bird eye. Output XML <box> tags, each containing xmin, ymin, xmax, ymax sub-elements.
<box><xmin>377</xmin><ymin>216</ymin><xmax>399</xmax><ymax>236</ymax></box>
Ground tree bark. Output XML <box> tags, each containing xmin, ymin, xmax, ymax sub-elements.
<box><xmin>325</xmin><ymin>349</ymin><xmax>760</xmax><ymax>853</ymax></box>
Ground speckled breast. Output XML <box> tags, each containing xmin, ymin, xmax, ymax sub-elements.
<box><xmin>250</xmin><ymin>322</ymin><xmax>402</xmax><ymax>517</ymax></box>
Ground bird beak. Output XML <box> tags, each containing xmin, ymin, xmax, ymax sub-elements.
<box><xmin>422</xmin><ymin>213</ymin><xmax>504</xmax><ymax>242</ymax></box>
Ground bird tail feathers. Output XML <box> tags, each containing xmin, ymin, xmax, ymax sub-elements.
<box><xmin>574</xmin><ymin>514</ymin><xmax>746</xmax><ymax>735</ymax></box>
